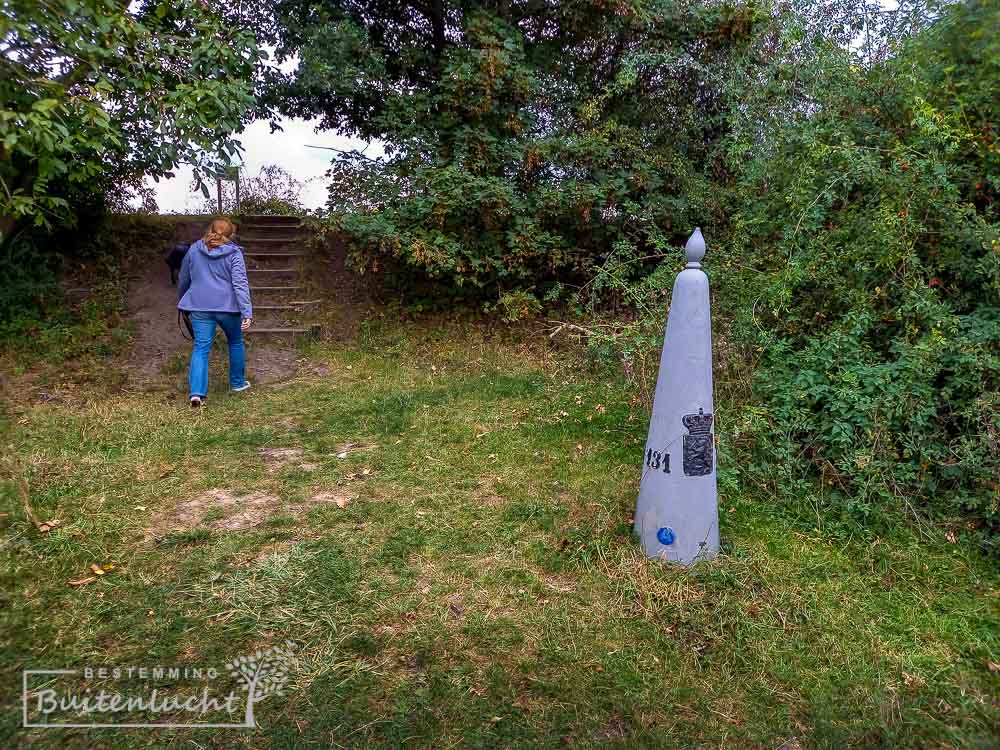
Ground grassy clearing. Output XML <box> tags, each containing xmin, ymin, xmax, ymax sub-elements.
<box><xmin>2</xmin><ymin>321</ymin><xmax>998</xmax><ymax>749</ymax></box>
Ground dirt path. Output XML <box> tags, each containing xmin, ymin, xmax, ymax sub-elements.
<box><xmin>126</xmin><ymin>222</ymin><xmax>304</xmax><ymax>390</ymax></box>
<box><xmin>126</xmin><ymin>248</ymin><xmax>191</xmax><ymax>384</ymax></box>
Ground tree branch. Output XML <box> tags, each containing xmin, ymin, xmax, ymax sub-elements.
<box><xmin>305</xmin><ymin>144</ymin><xmax>382</xmax><ymax>163</ymax></box>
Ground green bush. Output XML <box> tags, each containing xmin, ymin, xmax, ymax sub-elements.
<box><xmin>729</xmin><ymin>0</ymin><xmax>999</xmax><ymax>548</ymax></box>
<box><xmin>272</xmin><ymin>0</ymin><xmax>1000</xmax><ymax>549</ymax></box>
<box><xmin>193</xmin><ymin>165</ymin><xmax>309</xmax><ymax>217</ymax></box>
<box><xmin>0</xmin><ymin>214</ymin><xmax>174</xmax><ymax>366</ymax></box>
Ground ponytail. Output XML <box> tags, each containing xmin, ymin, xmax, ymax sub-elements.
<box><xmin>202</xmin><ymin>218</ymin><xmax>236</xmax><ymax>249</ymax></box>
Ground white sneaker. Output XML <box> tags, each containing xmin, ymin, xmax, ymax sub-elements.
<box><xmin>190</xmin><ymin>396</ymin><xmax>203</xmax><ymax>407</ymax></box>
<box><xmin>232</xmin><ymin>382</ymin><xmax>251</xmax><ymax>393</ymax></box>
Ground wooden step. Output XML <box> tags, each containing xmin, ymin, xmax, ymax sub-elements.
<box><xmin>248</xmin><ymin>268</ymin><xmax>298</xmax><ymax>273</ymax></box>
<box><xmin>244</xmin><ymin>251</ymin><xmax>303</xmax><ymax>258</ymax></box>
<box><xmin>253</xmin><ymin>301</ymin><xmax>320</xmax><ymax>311</ymax></box>
<box><xmin>240</xmin><ymin>229</ymin><xmax>302</xmax><ymax>239</ymax></box>
<box><xmin>251</xmin><ymin>285</ymin><xmax>304</xmax><ymax>292</ymax></box>
<box><xmin>240</xmin><ymin>237</ymin><xmax>301</xmax><ymax>243</ymax></box>
<box><xmin>247</xmin><ymin>324</ymin><xmax>321</xmax><ymax>336</ymax></box>
<box><xmin>240</xmin><ymin>215</ymin><xmax>301</xmax><ymax>224</ymax></box>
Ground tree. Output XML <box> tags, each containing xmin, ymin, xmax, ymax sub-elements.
<box><xmin>0</xmin><ymin>0</ymin><xmax>266</xmax><ymax>245</ymax></box>
<box><xmin>268</xmin><ymin>0</ymin><xmax>759</xmax><ymax>301</ymax></box>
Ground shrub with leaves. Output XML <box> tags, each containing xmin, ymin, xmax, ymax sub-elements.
<box><xmin>725</xmin><ymin>0</ymin><xmax>999</xmax><ymax>546</ymax></box>
<box><xmin>0</xmin><ymin>213</ymin><xmax>175</xmax><ymax>364</ymax></box>
<box><xmin>267</xmin><ymin>0</ymin><xmax>1000</xmax><ymax>547</ymax></box>
<box><xmin>191</xmin><ymin>165</ymin><xmax>309</xmax><ymax>216</ymax></box>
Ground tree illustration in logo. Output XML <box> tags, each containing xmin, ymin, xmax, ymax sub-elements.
<box><xmin>226</xmin><ymin>641</ymin><xmax>297</xmax><ymax>727</ymax></box>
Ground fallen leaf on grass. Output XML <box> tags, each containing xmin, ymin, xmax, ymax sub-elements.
<box><xmin>89</xmin><ymin>563</ymin><xmax>115</xmax><ymax>576</ymax></box>
<box><xmin>68</xmin><ymin>577</ymin><xmax>97</xmax><ymax>587</ymax></box>
<box><xmin>988</xmin><ymin>661</ymin><xmax>1000</xmax><ymax>673</ymax></box>
<box><xmin>37</xmin><ymin>519</ymin><xmax>61</xmax><ymax>533</ymax></box>
<box><xmin>133</xmin><ymin>505</ymin><xmax>146</xmax><ymax>511</ymax></box>
<box><xmin>335</xmin><ymin>497</ymin><xmax>350</xmax><ymax>509</ymax></box>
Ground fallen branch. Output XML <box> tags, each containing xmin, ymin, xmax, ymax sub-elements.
<box><xmin>544</xmin><ymin>319</ymin><xmax>624</xmax><ymax>339</ymax></box>
<box><xmin>305</xmin><ymin>144</ymin><xmax>382</xmax><ymax>163</ymax></box>
<box><xmin>2</xmin><ymin>454</ymin><xmax>60</xmax><ymax>533</ymax></box>
<box><xmin>545</xmin><ymin>320</ymin><xmax>598</xmax><ymax>339</ymax></box>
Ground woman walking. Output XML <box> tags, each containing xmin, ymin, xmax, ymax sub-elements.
<box><xmin>177</xmin><ymin>218</ymin><xmax>253</xmax><ymax>407</ymax></box>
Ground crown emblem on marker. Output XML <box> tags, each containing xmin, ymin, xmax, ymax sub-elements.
<box><xmin>682</xmin><ymin>408</ymin><xmax>713</xmax><ymax>434</ymax></box>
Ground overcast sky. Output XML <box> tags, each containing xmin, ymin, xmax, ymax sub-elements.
<box><xmin>151</xmin><ymin>46</ymin><xmax>380</xmax><ymax>213</ymax></box>
<box><xmin>150</xmin><ymin>118</ymin><xmax>381</xmax><ymax>213</ymax></box>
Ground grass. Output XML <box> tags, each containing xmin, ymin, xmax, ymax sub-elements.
<box><xmin>1</xmin><ymin>322</ymin><xmax>998</xmax><ymax>749</ymax></box>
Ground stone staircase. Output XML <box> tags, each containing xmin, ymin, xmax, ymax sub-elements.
<box><xmin>237</xmin><ymin>215</ymin><xmax>320</xmax><ymax>338</ymax></box>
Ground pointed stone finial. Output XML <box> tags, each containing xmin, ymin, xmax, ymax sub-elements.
<box><xmin>685</xmin><ymin>227</ymin><xmax>706</xmax><ymax>266</ymax></box>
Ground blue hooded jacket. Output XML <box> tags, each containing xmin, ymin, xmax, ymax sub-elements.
<box><xmin>177</xmin><ymin>240</ymin><xmax>253</xmax><ymax>319</ymax></box>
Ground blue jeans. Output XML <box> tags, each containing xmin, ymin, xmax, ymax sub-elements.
<box><xmin>188</xmin><ymin>311</ymin><xmax>247</xmax><ymax>398</ymax></box>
